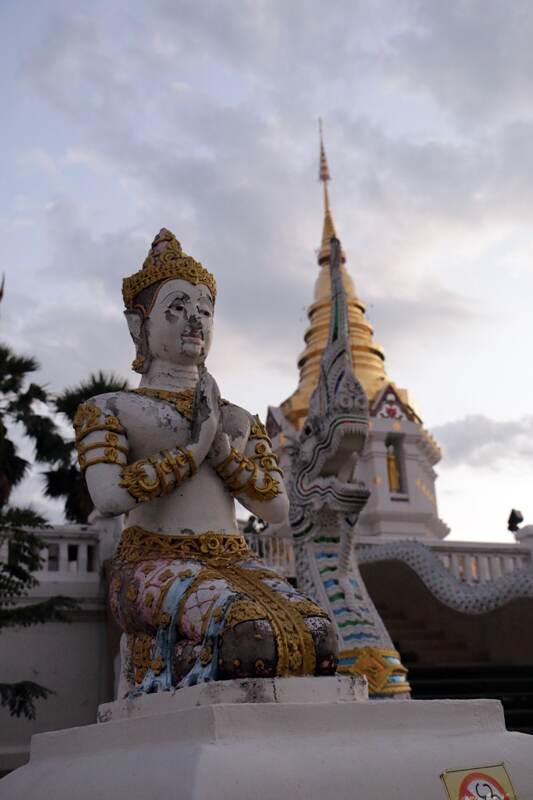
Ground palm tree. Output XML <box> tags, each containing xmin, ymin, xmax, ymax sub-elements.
<box><xmin>0</xmin><ymin>345</ymin><xmax>67</xmax><ymax>506</ymax></box>
<box><xmin>0</xmin><ymin>507</ymin><xmax>78</xmax><ymax>719</ymax></box>
<box><xmin>44</xmin><ymin>371</ymin><xmax>128</xmax><ymax>523</ymax></box>
<box><xmin>0</xmin><ymin>343</ymin><xmax>77</xmax><ymax>719</ymax></box>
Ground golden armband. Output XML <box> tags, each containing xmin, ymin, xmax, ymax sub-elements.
<box><xmin>74</xmin><ymin>402</ymin><xmax>129</xmax><ymax>472</ymax></box>
<box><xmin>248</xmin><ymin>415</ymin><xmax>273</xmax><ymax>444</ymax></box>
<box><xmin>250</xmin><ymin>441</ymin><xmax>284</xmax><ymax>477</ymax></box>
<box><xmin>119</xmin><ymin>446</ymin><xmax>196</xmax><ymax>503</ymax></box>
<box><xmin>215</xmin><ymin>448</ymin><xmax>257</xmax><ymax>491</ymax></box>
<box><xmin>215</xmin><ymin>446</ymin><xmax>282</xmax><ymax>502</ymax></box>
<box><xmin>248</xmin><ymin>414</ymin><xmax>284</xmax><ymax>479</ymax></box>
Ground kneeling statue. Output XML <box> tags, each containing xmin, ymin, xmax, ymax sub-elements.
<box><xmin>75</xmin><ymin>229</ymin><xmax>337</xmax><ymax>696</ymax></box>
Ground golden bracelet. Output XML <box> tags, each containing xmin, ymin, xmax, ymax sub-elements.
<box><xmin>119</xmin><ymin>459</ymin><xmax>161</xmax><ymax>503</ymax></box>
<box><xmin>120</xmin><ymin>446</ymin><xmax>196</xmax><ymax>503</ymax></box>
<box><xmin>215</xmin><ymin>447</ymin><xmax>281</xmax><ymax>501</ymax></box>
<box><xmin>248</xmin><ymin>414</ymin><xmax>272</xmax><ymax>445</ymax></box>
<box><xmin>176</xmin><ymin>445</ymin><xmax>197</xmax><ymax>476</ymax></box>
<box><xmin>245</xmin><ymin>472</ymin><xmax>281</xmax><ymax>501</ymax></box>
<box><xmin>251</xmin><ymin>441</ymin><xmax>284</xmax><ymax>476</ymax></box>
<box><xmin>148</xmin><ymin>455</ymin><xmax>174</xmax><ymax>495</ymax></box>
<box><xmin>215</xmin><ymin>447</ymin><xmax>256</xmax><ymax>491</ymax></box>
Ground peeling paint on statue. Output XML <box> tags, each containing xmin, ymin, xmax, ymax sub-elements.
<box><xmin>74</xmin><ymin>228</ymin><xmax>338</xmax><ymax>697</ymax></box>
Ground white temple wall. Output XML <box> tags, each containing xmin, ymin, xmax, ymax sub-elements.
<box><xmin>0</xmin><ymin>545</ymin><xmax>113</xmax><ymax>778</ymax></box>
<box><xmin>0</xmin><ymin>612</ymin><xmax>111</xmax><ymax>773</ymax></box>
<box><xmin>355</xmin><ymin>419</ymin><xmax>448</xmax><ymax>540</ymax></box>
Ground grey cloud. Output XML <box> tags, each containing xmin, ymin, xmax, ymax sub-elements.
<box><xmin>21</xmin><ymin>1</ymin><xmax>382</xmax><ymax>127</ymax></box>
<box><xmin>387</xmin><ymin>1</ymin><xmax>533</xmax><ymax>125</ymax></box>
<box><xmin>365</xmin><ymin>284</ymin><xmax>477</xmax><ymax>346</ymax></box>
<box><xmin>10</xmin><ymin>469</ymin><xmax>63</xmax><ymax>524</ymax></box>
<box><xmin>38</xmin><ymin>191</ymin><xmax>313</xmax><ymax>359</ymax></box>
<box><xmin>2</xmin><ymin>189</ymin><xmax>311</xmax><ymax>398</ymax></box>
<box><xmin>43</xmin><ymin>196</ymin><xmax>147</xmax><ymax>291</ymax></box>
<box><xmin>2</xmin><ymin>296</ymin><xmax>131</xmax><ymax>394</ymax></box>
<box><xmin>334</xmin><ymin>115</ymin><xmax>533</xmax><ymax>232</ymax></box>
<box><xmin>21</xmin><ymin>2</ymin><xmax>533</xmax><ymax>265</ymax></box>
<box><xmin>433</xmin><ymin>415</ymin><xmax>533</xmax><ymax>468</ymax></box>
<box><xmin>12</xmin><ymin>2</ymin><xmax>533</xmax><ymax>403</ymax></box>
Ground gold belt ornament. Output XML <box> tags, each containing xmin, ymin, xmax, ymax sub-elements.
<box><xmin>113</xmin><ymin>527</ymin><xmax>253</xmax><ymax>567</ymax></box>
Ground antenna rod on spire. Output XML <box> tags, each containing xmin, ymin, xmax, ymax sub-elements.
<box><xmin>318</xmin><ymin>118</ymin><xmax>331</xmax><ymax>213</ymax></box>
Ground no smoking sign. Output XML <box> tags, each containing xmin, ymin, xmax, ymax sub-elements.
<box><xmin>441</xmin><ymin>764</ymin><xmax>517</xmax><ymax>800</ymax></box>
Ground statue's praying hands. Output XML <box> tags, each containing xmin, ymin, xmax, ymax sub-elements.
<box><xmin>74</xmin><ymin>229</ymin><xmax>337</xmax><ymax>696</ymax></box>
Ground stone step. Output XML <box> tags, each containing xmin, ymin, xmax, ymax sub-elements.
<box><xmin>397</xmin><ymin>638</ymin><xmax>466</xmax><ymax>653</ymax></box>
<box><xmin>407</xmin><ymin>663</ymin><xmax>533</xmax><ymax>735</ymax></box>
<box><xmin>408</xmin><ymin>664</ymin><xmax>533</xmax><ymax>679</ymax></box>
<box><xmin>408</xmin><ymin>675</ymin><xmax>533</xmax><ymax>692</ymax></box>
<box><xmin>3</xmin><ymin>689</ymin><xmax>533</xmax><ymax>800</ymax></box>
<box><xmin>387</xmin><ymin>627</ymin><xmax>445</xmax><ymax>641</ymax></box>
<box><xmin>410</xmin><ymin>688</ymin><xmax>533</xmax><ymax>705</ymax></box>
<box><xmin>404</xmin><ymin>649</ymin><xmax>486</xmax><ymax>665</ymax></box>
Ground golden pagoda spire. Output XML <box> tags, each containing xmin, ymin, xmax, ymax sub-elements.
<box><xmin>318</xmin><ymin>120</ymin><xmax>342</xmax><ymax>265</ymax></box>
<box><xmin>279</xmin><ymin>124</ymin><xmax>394</xmax><ymax>430</ymax></box>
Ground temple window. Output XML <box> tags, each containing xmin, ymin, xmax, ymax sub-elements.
<box><xmin>47</xmin><ymin>543</ymin><xmax>59</xmax><ymax>572</ymax></box>
<box><xmin>87</xmin><ymin>544</ymin><xmax>96</xmax><ymax>573</ymax></box>
<box><xmin>67</xmin><ymin>544</ymin><xmax>79</xmax><ymax>573</ymax></box>
<box><xmin>385</xmin><ymin>435</ymin><xmax>407</xmax><ymax>498</ymax></box>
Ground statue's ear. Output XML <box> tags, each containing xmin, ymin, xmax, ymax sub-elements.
<box><xmin>125</xmin><ymin>310</ymin><xmax>150</xmax><ymax>374</ymax></box>
<box><xmin>124</xmin><ymin>309</ymin><xmax>144</xmax><ymax>347</ymax></box>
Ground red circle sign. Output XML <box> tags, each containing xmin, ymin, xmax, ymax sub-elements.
<box><xmin>458</xmin><ymin>771</ymin><xmax>509</xmax><ymax>800</ymax></box>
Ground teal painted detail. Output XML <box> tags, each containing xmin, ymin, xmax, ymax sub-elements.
<box><xmin>338</xmin><ymin>619</ymin><xmax>373</xmax><ymax>628</ymax></box>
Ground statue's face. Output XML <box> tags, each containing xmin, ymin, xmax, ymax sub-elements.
<box><xmin>146</xmin><ymin>278</ymin><xmax>214</xmax><ymax>366</ymax></box>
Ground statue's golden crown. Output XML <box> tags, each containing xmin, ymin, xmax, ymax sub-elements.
<box><xmin>122</xmin><ymin>228</ymin><xmax>216</xmax><ymax>310</ymax></box>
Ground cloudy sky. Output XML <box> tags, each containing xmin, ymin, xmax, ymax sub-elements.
<box><xmin>3</xmin><ymin>0</ymin><xmax>533</xmax><ymax>541</ymax></box>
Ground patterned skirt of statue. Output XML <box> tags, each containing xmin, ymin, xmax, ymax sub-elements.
<box><xmin>110</xmin><ymin>527</ymin><xmax>338</xmax><ymax>693</ymax></box>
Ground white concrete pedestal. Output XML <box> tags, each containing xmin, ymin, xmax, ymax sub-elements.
<box><xmin>1</xmin><ymin>676</ymin><xmax>532</xmax><ymax>799</ymax></box>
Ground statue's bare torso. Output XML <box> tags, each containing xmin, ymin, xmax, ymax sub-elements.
<box><xmin>87</xmin><ymin>390</ymin><xmax>253</xmax><ymax>535</ymax></box>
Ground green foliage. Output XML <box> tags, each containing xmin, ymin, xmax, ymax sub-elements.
<box><xmin>44</xmin><ymin>463</ymin><xmax>94</xmax><ymax>525</ymax></box>
<box><xmin>0</xmin><ymin>424</ymin><xmax>27</xmax><ymax>505</ymax></box>
<box><xmin>44</xmin><ymin>371</ymin><xmax>128</xmax><ymax>523</ymax></box>
<box><xmin>0</xmin><ymin>508</ymin><xmax>78</xmax><ymax>720</ymax></box>
<box><xmin>0</xmin><ymin>350</ymin><xmax>129</xmax><ymax>523</ymax></box>
<box><xmin>54</xmin><ymin>370</ymin><xmax>128</xmax><ymax>422</ymax></box>
<box><xmin>0</xmin><ymin>343</ymin><xmax>80</xmax><ymax>720</ymax></box>
<box><xmin>0</xmin><ymin>347</ymin><xmax>38</xmax><ymax>395</ymax></box>
<box><xmin>0</xmin><ymin>344</ymin><xmax>67</xmax><ymax>507</ymax></box>
<box><xmin>0</xmin><ymin>681</ymin><xmax>52</xmax><ymax>720</ymax></box>
<box><xmin>0</xmin><ymin>341</ymin><xmax>127</xmax><ymax>719</ymax></box>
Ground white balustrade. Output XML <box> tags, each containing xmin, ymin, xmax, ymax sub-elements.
<box><xmin>244</xmin><ymin>533</ymin><xmax>532</xmax><ymax>586</ymax></box>
<box><xmin>0</xmin><ymin>525</ymin><xmax>101</xmax><ymax>582</ymax></box>
<box><xmin>409</xmin><ymin>539</ymin><xmax>532</xmax><ymax>586</ymax></box>
<box><xmin>2</xmin><ymin>525</ymin><xmax>531</xmax><ymax>588</ymax></box>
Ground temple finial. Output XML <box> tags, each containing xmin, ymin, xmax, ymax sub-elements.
<box><xmin>317</xmin><ymin>120</ymin><xmax>340</xmax><ymax>265</ymax></box>
<box><xmin>319</xmin><ymin>118</ymin><xmax>331</xmax><ymax>190</ymax></box>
